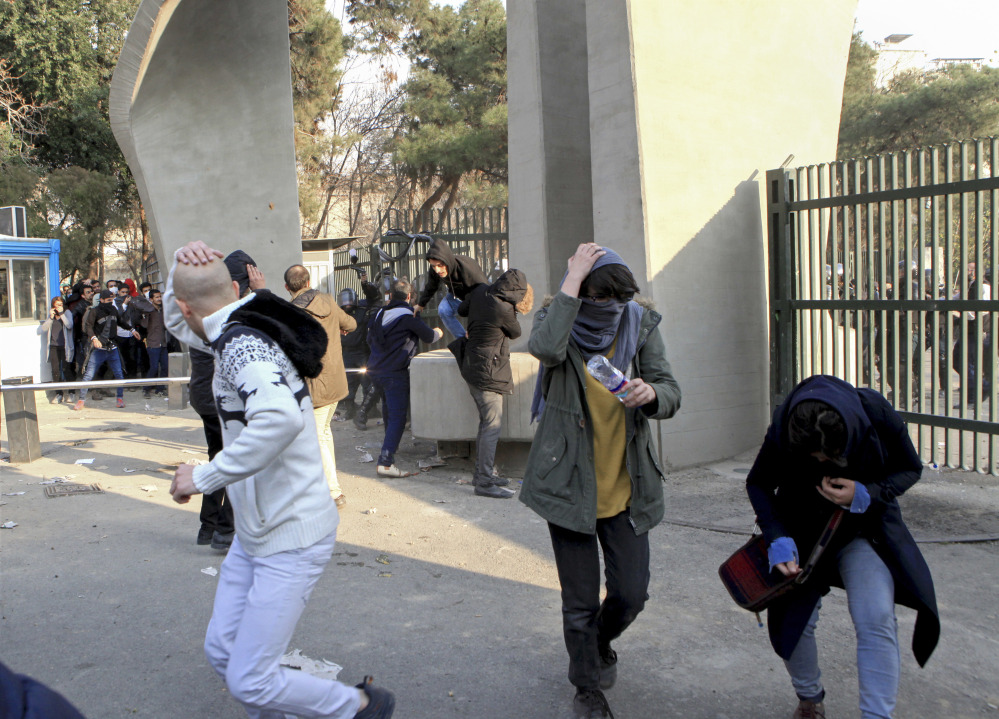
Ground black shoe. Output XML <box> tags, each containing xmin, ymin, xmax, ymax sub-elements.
<box><xmin>573</xmin><ymin>688</ymin><xmax>614</xmax><ymax>718</ymax></box>
<box><xmin>354</xmin><ymin>675</ymin><xmax>396</xmax><ymax>719</ymax></box>
<box><xmin>143</xmin><ymin>389</ymin><xmax>152</xmax><ymax>399</ymax></box>
<box><xmin>211</xmin><ymin>530</ymin><xmax>234</xmax><ymax>551</ymax></box>
<box><xmin>598</xmin><ymin>646</ymin><xmax>617</xmax><ymax>690</ymax></box>
<box><xmin>474</xmin><ymin>483</ymin><xmax>515</xmax><ymax>499</ymax></box>
<box><xmin>489</xmin><ymin>475</ymin><xmax>511</xmax><ymax>487</ymax></box>
<box><xmin>353</xmin><ymin>413</ymin><xmax>368</xmax><ymax>431</ymax></box>
<box><xmin>197</xmin><ymin>526</ymin><xmax>214</xmax><ymax>545</ymax></box>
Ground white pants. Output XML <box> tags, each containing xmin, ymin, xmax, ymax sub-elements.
<box><xmin>315</xmin><ymin>403</ymin><xmax>341</xmax><ymax>498</ymax></box>
<box><xmin>204</xmin><ymin>532</ymin><xmax>360</xmax><ymax>719</ymax></box>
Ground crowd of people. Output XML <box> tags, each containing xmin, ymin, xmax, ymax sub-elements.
<box><xmin>42</xmin><ymin>277</ymin><xmax>171</xmax><ymax>409</ymax></box>
<box><xmin>19</xmin><ymin>240</ymin><xmax>946</xmax><ymax>719</ymax></box>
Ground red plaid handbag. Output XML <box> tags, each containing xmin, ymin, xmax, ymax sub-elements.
<box><xmin>719</xmin><ymin>509</ymin><xmax>845</xmax><ymax>613</ymax></box>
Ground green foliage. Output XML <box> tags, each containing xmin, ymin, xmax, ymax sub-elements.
<box><xmin>346</xmin><ymin>0</ymin><xmax>508</xmax><ymax>220</ymax></box>
<box><xmin>289</xmin><ymin>0</ymin><xmax>348</xmax><ymax>230</ymax></box>
<box><xmin>395</xmin><ymin>0</ymin><xmax>507</xmax><ymax>187</ymax></box>
<box><xmin>838</xmin><ymin>34</ymin><xmax>999</xmax><ymax>159</ymax></box>
<box><xmin>46</xmin><ymin>166</ymin><xmax>121</xmax><ymax>278</ymax></box>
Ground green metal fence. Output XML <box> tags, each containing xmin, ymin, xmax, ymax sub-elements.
<box><xmin>767</xmin><ymin>138</ymin><xmax>999</xmax><ymax>473</ymax></box>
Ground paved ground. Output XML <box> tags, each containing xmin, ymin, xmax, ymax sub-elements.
<box><xmin>1</xmin><ymin>392</ymin><xmax>998</xmax><ymax>718</ymax></box>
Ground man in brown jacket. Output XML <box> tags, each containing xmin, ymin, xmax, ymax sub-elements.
<box><xmin>285</xmin><ymin>265</ymin><xmax>357</xmax><ymax>508</ymax></box>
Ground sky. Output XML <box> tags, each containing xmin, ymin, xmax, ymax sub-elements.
<box><xmin>853</xmin><ymin>0</ymin><xmax>999</xmax><ymax>60</ymax></box>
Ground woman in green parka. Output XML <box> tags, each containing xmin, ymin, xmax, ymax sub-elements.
<box><xmin>522</xmin><ymin>243</ymin><xmax>681</xmax><ymax>719</ymax></box>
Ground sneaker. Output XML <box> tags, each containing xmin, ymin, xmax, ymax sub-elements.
<box><xmin>72</xmin><ymin>400</ymin><xmax>85</xmax><ymax>411</ymax></box>
<box><xmin>489</xmin><ymin>474</ymin><xmax>511</xmax><ymax>487</ymax></box>
<box><xmin>474</xmin><ymin>483</ymin><xmax>515</xmax><ymax>499</ymax></box>
<box><xmin>573</xmin><ymin>688</ymin><xmax>614</xmax><ymax>718</ymax></box>
<box><xmin>598</xmin><ymin>646</ymin><xmax>617</xmax><ymax>690</ymax></box>
<box><xmin>792</xmin><ymin>700</ymin><xmax>826</xmax><ymax>719</ymax></box>
<box><xmin>354</xmin><ymin>675</ymin><xmax>395</xmax><ymax>719</ymax></box>
<box><xmin>196</xmin><ymin>526</ymin><xmax>214</xmax><ymax>546</ymax></box>
<box><xmin>211</xmin><ymin>531</ymin><xmax>234</xmax><ymax>551</ymax></box>
<box><xmin>376</xmin><ymin>464</ymin><xmax>405</xmax><ymax>478</ymax></box>
<box><xmin>116</xmin><ymin>397</ymin><xmax>125</xmax><ymax>408</ymax></box>
<box><xmin>334</xmin><ymin>494</ymin><xmax>347</xmax><ymax>509</ymax></box>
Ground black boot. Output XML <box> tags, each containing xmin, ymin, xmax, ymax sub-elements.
<box><xmin>355</xmin><ymin>386</ymin><xmax>380</xmax><ymax>430</ymax></box>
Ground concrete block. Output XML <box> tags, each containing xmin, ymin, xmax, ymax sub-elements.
<box><xmin>410</xmin><ymin>350</ymin><xmax>538</xmax><ymax>442</ymax></box>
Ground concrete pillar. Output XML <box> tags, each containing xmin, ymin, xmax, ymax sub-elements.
<box><xmin>509</xmin><ymin>0</ymin><xmax>858</xmax><ymax>468</ymax></box>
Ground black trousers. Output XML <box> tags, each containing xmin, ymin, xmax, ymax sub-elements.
<box><xmin>198</xmin><ymin>413</ymin><xmax>234</xmax><ymax>534</ymax></box>
<box><xmin>548</xmin><ymin>510</ymin><xmax>651</xmax><ymax>690</ymax></box>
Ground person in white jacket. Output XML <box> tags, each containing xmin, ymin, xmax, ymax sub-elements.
<box><xmin>165</xmin><ymin>241</ymin><xmax>395</xmax><ymax>719</ymax></box>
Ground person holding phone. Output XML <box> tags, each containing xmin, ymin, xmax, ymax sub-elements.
<box><xmin>745</xmin><ymin>375</ymin><xmax>940</xmax><ymax>719</ymax></box>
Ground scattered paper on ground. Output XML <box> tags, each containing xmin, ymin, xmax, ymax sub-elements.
<box><xmin>74</xmin><ymin>458</ymin><xmax>95</xmax><ymax>465</ymax></box>
<box><xmin>364</xmin><ymin>508</ymin><xmax>377</xmax><ymax>515</ymax></box>
<box><xmin>418</xmin><ymin>456</ymin><xmax>446</xmax><ymax>469</ymax></box>
<box><xmin>123</xmin><ymin>468</ymin><xmax>137</xmax><ymax>473</ymax></box>
<box><xmin>139</xmin><ymin>485</ymin><xmax>158</xmax><ymax>492</ymax></box>
<box><xmin>357</xmin><ymin>452</ymin><xmax>374</xmax><ymax>463</ymax></box>
<box><xmin>184</xmin><ymin>459</ymin><xmax>208</xmax><ymax>466</ymax></box>
<box><xmin>1</xmin><ymin>521</ymin><xmax>17</xmax><ymax>529</ymax></box>
<box><xmin>40</xmin><ymin>478</ymin><xmax>69</xmax><ymax>485</ymax></box>
<box><xmin>279</xmin><ymin>650</ymin><xmax>342</xmax><ymax>681</ymax></box>
<box><xmin>3</xmin><ymin>492</ymin><xmax>25</xmax><ymax>496</ymax></box>
<box><xmin>201</xmin><ymin>567</ymin><xmax>218</xmax><ymax>577</ymax></box>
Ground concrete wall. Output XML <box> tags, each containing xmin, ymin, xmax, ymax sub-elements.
<box><xmin>509</xmin><ymin>0</ymin><xmax>858</xmax><ymax>468</ymax></box>
<box><xmin>110</xmin><ymin>0</ymin><xmax>303</xmax><ymax>276</ymax></box>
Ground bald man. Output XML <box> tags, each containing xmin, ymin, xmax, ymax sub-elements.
<box><xmin>164</xmin><ymin>241</ymin><xmax>395</xmax><ymax>719</ymax></box>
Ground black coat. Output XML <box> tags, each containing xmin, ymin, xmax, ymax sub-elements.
<box><xmin>416</xmin><ymin>238</ymin><xmax>488</xmax><ymax>308</ymax></box>
<box><xmin>746</xmin><ymin>375</ymin><xmax>939</xmax><ymax>666</ymax></box>
<box><xmin>448</xmin><ymin>269</ymin><xmax>526</xmax><ymax>394</ymax></box>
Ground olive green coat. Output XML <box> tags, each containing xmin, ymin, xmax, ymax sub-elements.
<box><xmin>520</xmin><ymin>292</ymin><xmax>681</xmax><ymax>535</ymax></box>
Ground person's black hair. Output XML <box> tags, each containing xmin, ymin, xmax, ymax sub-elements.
<box><xmin>786</xmin><ymin>400</ymin><xmax>847</xmax><ymax>464</ymax></box>
<box><xmin>139</xmin><ymin>281</ymin><xmax>152</xmax><ymax>290</ymax></box>
<box><xmin>580</xmin><ymin>264</ymin><xmax>640</xmax><ymax>301</ymax></box>
<box><xmin>391</xmin><ymin>278</ymin><xmax>412</xmax><ymax>302</ymax></box>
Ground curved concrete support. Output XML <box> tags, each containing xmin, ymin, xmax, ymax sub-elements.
<box><xmin>110</xmin><ymin>0</ymin><xmax>302</xmax><ymax>273</ymax></box>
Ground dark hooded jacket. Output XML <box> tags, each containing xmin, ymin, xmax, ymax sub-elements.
<box><xmin>746</xmin><ymin>374</ymin><xmax>939</xmax><ymax>667</ymax></box>
<box><xmin>448</xmin><ymin>269</ymin><xmax>526</xmax><ymax>394</ymax></box>
<box><xmin>0</xmin><ymin>660</ymin><xmax>87</xmax><ymax>719</ymax></box>
<box><xmin>366</xmin><ymin>299</ymin><xmax>437</xmax><ymax>375</ymax></box>
<box><xmin>415</xmin><ymin>238</ymin><xmax>488</xmax><ymax>308</ymax></box>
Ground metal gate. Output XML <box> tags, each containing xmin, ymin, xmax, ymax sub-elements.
<box><xmin>767</xmin><ymin>139</ymin><xmax>999</xmax><ymax>473</ymax></box>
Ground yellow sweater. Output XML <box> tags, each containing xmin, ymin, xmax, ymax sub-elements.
<box><xmin>584</xmin><ymin>348</ymin><xmax>631</xmax><ymax>518</ymax></box>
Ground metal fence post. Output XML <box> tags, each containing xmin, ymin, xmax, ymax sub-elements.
<box><xmin>2</xmin><ymin>376</ymin><xmax>41</xmax><ymax>463</ymax></box>
<box><xmin>168</xmin><ymin>352</ymin><xmax>190</xmax><ymax>411</ymax></box>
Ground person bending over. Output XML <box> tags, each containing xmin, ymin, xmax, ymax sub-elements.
<box><xmin>746</xmin><ymin>374</ymin><xmax>939</xmax><ymax>719</ymax></box>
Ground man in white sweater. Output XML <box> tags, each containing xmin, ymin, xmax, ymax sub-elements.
<box><xmin>166</xmin><ymin>241</ymin><xmax>394</xmax><ymax>719</ymax></box>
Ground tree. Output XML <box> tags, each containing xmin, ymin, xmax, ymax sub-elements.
<box><xmin>838</xmin><ymin>34</ymin><xmax>999</xmax><ymax>159</ymax></box>
<box><xmin>289</xmin><ymin>0</ymin><xmax>348</xmax><ymax>235</ymax></box>
<box><xmin>346</xmin><ymin>0</ymin><xmax>508</xmax><ymax>230</ymax></box>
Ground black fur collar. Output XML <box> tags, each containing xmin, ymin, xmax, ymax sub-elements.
<box><xmin>225</xmin><ymin>290</ymin><xmax>327</xmax><ymax>378</ymax></box>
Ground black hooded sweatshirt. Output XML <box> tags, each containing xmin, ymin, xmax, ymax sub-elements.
<box><xmin>415</xmin><ymin>238</ymin><xmax>488</xmax><ymax>308</ymax></box>
<box><xmin>449</xmin><ymin>269</ymin><xmax>527</xmax><ymax>394</ymax></box>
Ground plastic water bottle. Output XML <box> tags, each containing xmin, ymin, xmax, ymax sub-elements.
<box><xmin>586</xmin><ymin>355</ymin><xmax>629</xmax><ymax>400</ymax></box>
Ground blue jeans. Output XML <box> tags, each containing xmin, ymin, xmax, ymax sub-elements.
<box><xmin>146</xmin><ymin>346</ymin><xmax>169</xmax><ymax>392</ymax></box>
<box><xmin>437</xmin><ymin>293</ymin><xmax>465</xmax><ymax>339</ymax></box>
<box><xmin>784</xmin><ymin>537</ymin><xmax>899</xmax><ymax>718</ymax></box>
<box><xmin>81</xmin><ymin>347</ymin><xmax>124</xmax><ymax>400</ymax></box>
<box><xmin>371</xmin><ymin>371</ymin><xmax>409</xmax><ymax>466</ymax></box>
